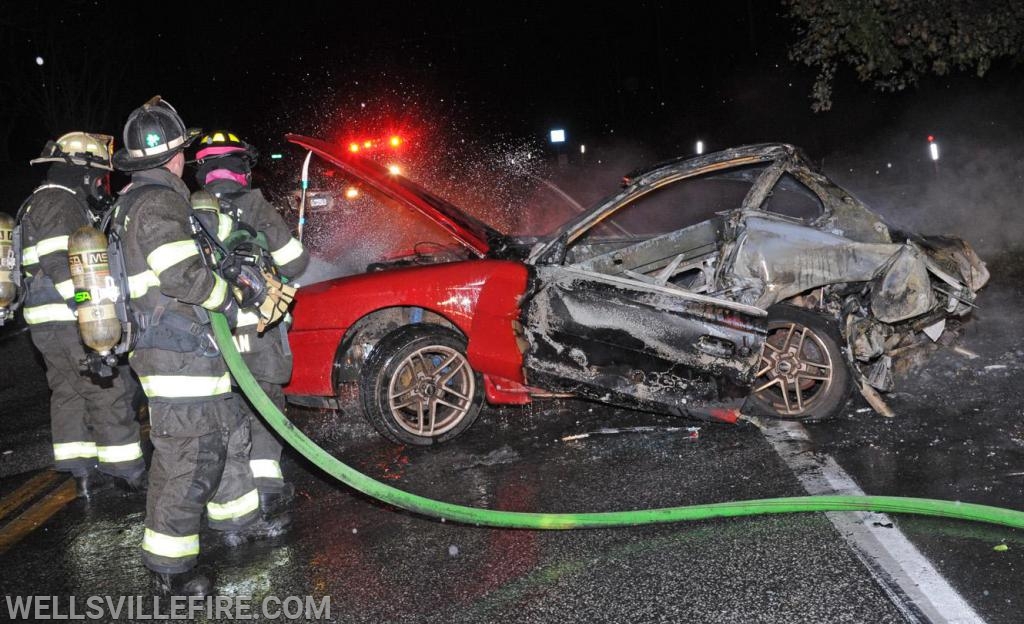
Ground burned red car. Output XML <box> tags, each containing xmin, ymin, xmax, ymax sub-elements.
<box><xmin>282</xmin><ymin>135</ymin><xmax>987</xmax><ymax>445</ymax></box>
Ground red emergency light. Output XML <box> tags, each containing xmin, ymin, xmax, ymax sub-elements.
<box><xmin>927</xmin><ymin>135</ymin><xmax>935</xmax><ymax>143</ymax></box>
<box><xmin>343</xmin><ymin>135</ymin><xmax>405</xmax><ymax>154</ymax></box>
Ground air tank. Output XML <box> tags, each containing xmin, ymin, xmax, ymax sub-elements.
<box><xmin>68</xmin><ymin>226</ymin><xmax>121</xmax><ymax>354</ymax></box>
<box><xmin>0</xmin><ymin>214</ymin><xmax>16</xmax><ymax>317</ymax></box>
<box><xmin>191</xmin><ymin>189</ymin><xmax>220</xmax><ymax>234</ymax></box>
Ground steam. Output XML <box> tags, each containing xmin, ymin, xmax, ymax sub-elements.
<box><xmin>262</xmin><ymin>84</ymin><xmax>566</xmax><ymax>283</ymax></box>
<box><xmin>821</xmin><ymin>89</ymin><xmax>1024</xmax><ymax>256</ymax></box>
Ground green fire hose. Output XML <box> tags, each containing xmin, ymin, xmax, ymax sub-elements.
<box><xmin>210</xmin><ymin>313</ymin><xmax>1024</xmax><ymax>531</ymax></box>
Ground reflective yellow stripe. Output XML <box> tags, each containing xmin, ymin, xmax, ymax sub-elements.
<box><xmin>206</xmin><ymin>489</ymin><xmax>259</xmax><ymax>521</ymax></box>
<box><xmin>271</xmin><ymin>238</ymin><xmax>304</xmax><ymax>266</ymax></box>
<box><xmin>97</xmin><ymin>442</ymin><xmax>143</xmax><ymax>464</ymax></box>
<box><xmin>201</xmin><ymin>274</ymin><xmax>228</xmax><ymax>309</ymax></box>
<box><xmin>146</xmin><ymin>240</ymin><xmax>199</xmax><ymax>276</ymax></box>
<box><xmin>142</xmin><ymin>529</ymin><xmax>199</xmax><ymax>559</ymax></box>
<box><xmin>54</xmin><ymin>279</ymin><xmax>75</xmax><ymax>300</ymax></box>
<box><xmin>21</xmin><ymin>245</ymin><xmax>39</xmax><ymax>266</ymax></box>
<box><xmin>217</xmin><ymin>213</ymin><xmax>234</xmax><ymax>241</ymax></box>
<box><xmin>53</xmin><ymin>441</ymin><xmax>97</xmax><ymax>461</ymax></box>
<box><xmin>24</xmin><ymin>303</ymin><xmax>76</xmax><ymax>324</ymax></box>
<box><xmin>235</xmin><ymin>309</ymin><xmax>260</xmax><ymax>328</ymax></box>
<box><xmin>36</xmin><ymin>235</ymin><xmax>69</xmax><ymax>257</ymax></box>
<box><xmin>249</xmin><ymin>459</ymin><xmax>283</xmax><ymax>480</ymax></box>
<box><xmin>128</xmin><ymin>270</ymin><xmax>161</xmax><ymax>298</ymax></box>
<box><xmin>139</xmin><ymin>373</ymin><xmax>232</xmax><ymax>399</ymax></box>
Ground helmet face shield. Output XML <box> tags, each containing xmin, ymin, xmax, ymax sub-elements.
<box><xmin>30</xmin><ymin>131</ymin><xmax>115</xmax><ymax>170</ymax></box>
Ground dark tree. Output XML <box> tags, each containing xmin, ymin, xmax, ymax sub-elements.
<box><xmin>785</xmin><ymin>0</ymin><xmax>1024</xmax><ymax>111</ymax></box>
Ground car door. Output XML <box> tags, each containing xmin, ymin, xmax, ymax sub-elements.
<box><xmin>521</xmin><ymin>265</ymin><xmax>766</xmax><ymax>419</ymax></box>
<box><xmin>521</xmin><ymin>164</ymin><xmax>771</xmax><ymax>420</ymax></box>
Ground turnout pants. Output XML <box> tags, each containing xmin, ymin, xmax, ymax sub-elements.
<box><xmin>142</xmin><ymin>397</ymin><xmax>258</xmax><ymax>573</ymax></box>
<box><xmin>29</xmin><ymin>322</ymin><xmax>143</xmax><ymax>478</ymax></box>
<box><xmin>241</xmin><ymin>381</ymin><xmax>286</xmax><ymax>494</ymax></box>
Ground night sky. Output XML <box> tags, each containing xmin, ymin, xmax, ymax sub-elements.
<box><xmin>6</xmin><ymin>1</ymin><xmax>1024</xmax><ymax>183</ymax></box>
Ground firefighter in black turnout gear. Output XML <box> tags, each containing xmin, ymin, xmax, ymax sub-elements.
<box><xmin>111</xmin><ymin>97</ymin><xmax>264</xmax><ymax>597</ymax></box>
<box><xmin>192</xmin><ymin>131</ymin><xmax>308</xmax><ymax>530</ymax></box>
<box><xmin>19</xmin><ymin>132</ymin><xmax>144</xmax><ymax>497</ymax></box>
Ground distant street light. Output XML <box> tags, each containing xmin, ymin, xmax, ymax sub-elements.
<box><xmin>696</xmin><ymin>140</ymin><xmax>704</xmax><ymax>155</ymax></box>
<box><xmin>550</xmin><ymin>129</ymin><xmax>566</xmax><ymax>143</ymax></box>
<box><xmin>580</xmin><ymin>144</ymin><xmax>586</xmax><ymax>154</ymax></box>
<box><xmin>35</xmin><ymin>56</ymin><xmax>44</xmax><ymax>66</ymax></box>
<box><xmin>929</xmin><ymin>142</ymin><xmax>940</xmax><ymax>161</ymax></box>
<box><xmin>388</xmin><ymin>164</ymin><xmax>402</xmax><ymax>175</ymax></box>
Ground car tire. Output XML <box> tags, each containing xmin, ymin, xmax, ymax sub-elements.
<box><xmin>746</xmin><ymin>305</ymin><xmax>851</xmax><ymax>421</ymax></box>
<box><xmin>359</xmin><ymin>324</ymin><xmax>484</xmax><ymax>445</ymax></box>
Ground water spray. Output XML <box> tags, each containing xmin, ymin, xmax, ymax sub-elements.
<box><xmin>210</xmin><ymin>312</ymin><xmax>1024</xmax><ymax>531</ymax></box>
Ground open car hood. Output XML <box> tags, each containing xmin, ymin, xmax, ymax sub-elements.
<box><xmin>286</xmin><ymin>134</ymin><xmax>503</xmax><ymax>257</ymax></box>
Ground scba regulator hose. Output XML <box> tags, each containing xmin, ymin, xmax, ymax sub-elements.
<box><xmin>210</xmin><ymin>313</ymin><xmax>1024</xmax><ymax>531</ymax></box>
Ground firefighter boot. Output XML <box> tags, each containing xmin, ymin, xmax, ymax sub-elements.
<box><xmin>221</xmin><ymin>512</ymin><xmax>293</xmax><ymax>548</ymax></box>
<box><xmin>151</xmin><ymin>569</ymin><xmax>211</xmax><ymax>597</ymax></box>
<box><xmin>75</xmin><ymin>467</ymin><xmax>114</xmax><ymax>499</ymax></box>
<box><xmin>258</xmin><ymin>482</ymin><xmax>295</xmax><ymax>520</ymax></box>
<box><xmin>115</xmin><ymin>469</ymin><xmax>149</xmax><ymax>494</ymax></box>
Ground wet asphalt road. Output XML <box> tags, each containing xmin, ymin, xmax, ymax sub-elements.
<box><xmin>0</xmin><ymin>252</ymin><xmax>1021</xmax><ymax>623</ymax></box>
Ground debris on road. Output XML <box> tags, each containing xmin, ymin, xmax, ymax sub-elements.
<box><xmin>859</xmin><ymin>382</ymin><xmax>895</xmax><ymax>418</ymax></box>
<box><xmin>984</xmin><ymin>364</ymin><xmax>1008</xmax><ymax>371</ymax></box>
<box><xmin>738</xmin><ymin>414</ymin><xmax>769</xmax><ymax>430</ymax></box>
<box><xmin>561</xmin><ymin>426</ymin><xmax>700</xmax><ymax>442</ymax></box>
<box><xmin>953</xmin><ymin>346</ymin><xmax>979</xmax><ymax>359</ymax></box>
<box><xmin>994</xmin><ymin>544</ymin><xmax>1009</xmax><ymax>552</ymax></box>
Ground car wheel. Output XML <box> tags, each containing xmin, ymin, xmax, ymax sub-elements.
<box><xmin>360</xmin><ymin>324</ymin><xmax>483</xmax><ymax>445</ymax></box>
<box><xmin>747</xmin><ymin>305</ymin><xmax>851</xmax><ymax>420</ymax></box>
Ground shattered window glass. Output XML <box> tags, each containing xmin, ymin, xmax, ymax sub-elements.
<box><xmin>763</xmin><ymin>173</ymin><xmax>823</xmax><ymax>221</ymax></box>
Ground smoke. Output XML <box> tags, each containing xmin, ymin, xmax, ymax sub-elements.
<box><xmin>821</xmin><ymin>89</ymin><xmax>1024</xmax><ymax>256</ymax></box>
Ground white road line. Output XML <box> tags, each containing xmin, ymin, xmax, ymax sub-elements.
<box><xmin>763</xmin><ymin>419</ymin><xmax>985</xmax><ymax>624</ymax></box>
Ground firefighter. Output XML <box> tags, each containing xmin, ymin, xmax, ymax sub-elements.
<box><xmin>110</xmin><ymin>97</ymin><xmax>283</xmax><ymax>597</ymax></box>
<box><xmin>19</xmin><ymin>132</ymin><xmax>145</xmax><ymax>498</ymax></box>
<box><xmin>192</xmin><ymin>131</ymin><xmax>309</xmax><ymax>533</ymax></box>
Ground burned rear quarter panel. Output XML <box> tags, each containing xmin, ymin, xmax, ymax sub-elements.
<box><xmin>284</xmin><ymin>260</ymin><xmax>529</xmax><ymax>397</ymax></box>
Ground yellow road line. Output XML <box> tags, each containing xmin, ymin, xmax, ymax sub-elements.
<box><xmin>0</xmin><ymin>470</ymin><xmax>62</xmax><ymax>523</ymax></box>
<box><xmin>0</xmin><ymin>422</ymin><xmax>151</xmax><ymax>554</ymax></box>
<box><xmin>0</xmin><ymin>478</ymin><xmax>76</xmax><ymax>555</ymax></box>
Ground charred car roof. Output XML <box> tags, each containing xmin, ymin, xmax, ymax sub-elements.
<box><xmin>621</xmin><ymin>143</ymin><xmax>813</xmax><ymax>187</ymax></box>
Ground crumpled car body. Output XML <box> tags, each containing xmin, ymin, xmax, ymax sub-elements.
<box><xmin>283</xmin><ymin>136</ymin><xmax>986</xmax><ymax>440</ymax></box>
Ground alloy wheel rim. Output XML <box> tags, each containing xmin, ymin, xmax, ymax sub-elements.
<box><xmin>387</xmin><ymin>345</ymin><xmax>475</xmax><ymax>437</ymax></box>
<box><xmin>753</xmin><ymin>321</ymin><xmax>834</xmax><ymax>416</ymax></box>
